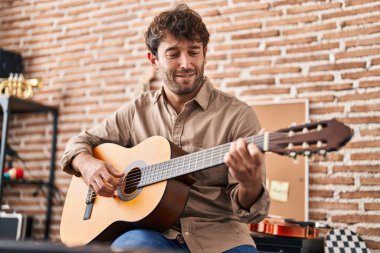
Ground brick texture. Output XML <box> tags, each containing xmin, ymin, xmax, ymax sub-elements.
<box><xmin>0</xmin><ymin>0</ymin><xmax>379</xmax><ymax>250</ymax></box>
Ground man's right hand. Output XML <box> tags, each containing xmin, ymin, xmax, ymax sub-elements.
<box><xmin>72</xmin><ymin>152</ymin><xmax>125</xmax><ymax>197</ymax></box>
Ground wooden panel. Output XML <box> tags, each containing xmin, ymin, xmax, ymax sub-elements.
<box><xmin>251</xmin><ymin>100</ymin><xmax>308</xmax><ymax>221</ymax></box>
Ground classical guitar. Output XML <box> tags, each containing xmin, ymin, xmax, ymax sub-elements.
<box><xmin>60</xmin><ymin>119</ymin><xmax>352</xmax><ymax>247</ymax></box>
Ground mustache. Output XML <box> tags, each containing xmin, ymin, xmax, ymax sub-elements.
<box><xmin>174</xmin><ymin>69</ymin><xmax>196</xmax><ymax>75</ymax></box>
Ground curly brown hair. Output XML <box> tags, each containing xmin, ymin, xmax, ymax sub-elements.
<box><xmin>145</xmin><ymin>4</ymin><xmax>210</xmax><ymax>58</ymax></box>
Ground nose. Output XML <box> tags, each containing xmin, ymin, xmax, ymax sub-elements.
<box><xmin>179</xmin><ymin>53</ymin><xmax>191</xmax><ymax>69</ymax></box>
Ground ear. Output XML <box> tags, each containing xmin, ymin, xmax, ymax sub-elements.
<box><xmin>147</xmin><ymin>52</ymin><xmax>158</xmax><ymax>71</ymax></box>
<box><xmin>203</xmin><ymin>46</ymin><xmax>208</xmax><ymax>56</ymax></box>
<box><xmin>203</xmin><ymin>46</ymin><xmax>208</xmax><ymax>65</ymax></box>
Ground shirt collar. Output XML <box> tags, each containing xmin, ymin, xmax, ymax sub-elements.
<box><xmin>153</xmin><ymin>87</ymin><xmax>163</xmax><ymax>104</ymax></box>
<box><xmin>193</xmin><ymin>77</ymin><xmax>213</xmax><ymax>111</ymax></box>
<box><xmin>153</xmin><ymin>76</ymin><xmax>214</xmax><ymax>111</ymax></box>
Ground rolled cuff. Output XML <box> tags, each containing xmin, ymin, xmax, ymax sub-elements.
<box><xmin>231</xmin><ymin>183</ymin><xmax>270</xmax><ymax>224</ymax></box>
<box><xmin>60</xmin><ymin>144</ymin><xmax>93</xmax><ymax>177</ymax></box>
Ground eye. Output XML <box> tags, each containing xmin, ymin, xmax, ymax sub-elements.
<box><xmin>167</xmin><ymin>53</ymin><xmax>179</xmax><ymax>59</ymax></box>
<box><xmin>189</xmin><ymin>51</ymin><xmax>200</xmax><ymax>56</ymax></box>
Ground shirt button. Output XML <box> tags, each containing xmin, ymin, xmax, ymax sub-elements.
<box><xmin>176</xmin><ymin>234</ymin><xmax>185</xmax><ymax>243</ymax></box>
<box><xmin>184</xmin><ymin>232</ymin><xmax>189</xmax><ymax>236</ymax></box>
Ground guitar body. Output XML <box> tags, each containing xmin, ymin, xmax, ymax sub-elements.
<box><xmin>60</xmin><ymin>136</ymin><xmax>190</xmax><ymax>247</ymax></box>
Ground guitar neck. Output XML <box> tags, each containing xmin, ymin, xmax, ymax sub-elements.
<box><xmin>138</xmin><ymin>135</ymin><xmax>266</xmax><ymax>187</ymax></box>
<box><xmin>137</xmin><ymin>119</ymin><xmax>353</xmax><ymax>187</ymax></box>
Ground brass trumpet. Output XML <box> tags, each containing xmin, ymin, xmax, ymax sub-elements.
<box><xmin>0</xmin><ymin>73</ymin><xmax>42</xmax><ymax>99</ymax></box>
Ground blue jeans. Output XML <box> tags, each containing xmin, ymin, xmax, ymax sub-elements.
<box><xmin>111</xmin><ymin>229</ymin><xmax>258</xmax><ymax>253</ymax></box>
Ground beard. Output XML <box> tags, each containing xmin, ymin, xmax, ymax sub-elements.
<box><xmin>161</xmin><ymin>65</ymin><xmax>205</xmax><ymax>96</ymax></box>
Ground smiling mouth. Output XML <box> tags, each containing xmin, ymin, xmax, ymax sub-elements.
<box><xmin>176</xmin><ymin>73</ymin><xmax>194</xmax><ymax>78</ymax></box>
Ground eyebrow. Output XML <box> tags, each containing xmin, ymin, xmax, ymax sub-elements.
<box><xmin>165</xmin><ymin>45</ymin><xmax>202</xmax><ymax>53</ymax></box>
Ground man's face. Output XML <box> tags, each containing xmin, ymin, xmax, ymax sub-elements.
<box><xmin>150</xmin><ymin>33</ymin><xmax>207</xmax><ymax>96</ymax></box>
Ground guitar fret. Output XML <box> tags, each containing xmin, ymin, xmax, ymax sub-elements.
<box><xmin>218</xmin><ymin>145</ymin><xmax>222</xmax><ymax>165</ymax></box>
<box><xmin>151</xmin><ymin>165</ymin><xmax>156</xmax><ymax>184</ymax></box>
<box><xmin>152</xmin><ymin>164</ymin><xmax>157</xmax><ymax>184</ymax></box>
<box><xmin>201</xmin><ymin>150</ymin><xmax>205</xmax><ymax>169</ymax></box>
<box><xmin>157</xmin><ymin>163</ymin><xmax>162</xmax><ymax>183</ymax></box>
<box><xmin>189</xmin><ymin>153</ymin><xmax>195</xmax><ymax>174</ymax></box>
<box><xmin>170</xmin><ymin>158</ymin><xmax>174</xmax><ymax>177</ymax></box>
<box><xmin>194</xmin><ymin>152</ymin><xmax>198</xmax><ymax>174</ymax></box>
<box><xmin>172</xmin><ymin>158</ymin><xmax>176</xmax><ymax>176</ymax></box>
<box><xmin>185</xmin><ymin>153</ymin><xmax>191</xmax><ymax>175</ymax></box>
<box><xmin>147</xmin><ymin>165</ymin><xmax>152</xmax><ymax>185</ymax></box>
<box><xmin>144</xmin><ymin>165</ymin><xmax>150</xmax><ymax>186</ymax></box>
<box><xmin>140</xmin><ymin>167</ymin><xmax>145</xmax><ymax>187</ymax></box>
<box><xmin>164</xmin><ymin>161</ymin><xmax>168</xmax><ymax>180</ymax></box>
<box><xmin>164</xmin><ymin>161</ymin><xmax>169</xmax><ymax>181</ymax></box>
<box><xmin>181</xmin><ymin>155</ymin><xmax>186</xmax><ymax>176</ymax></box>
<box><xmin>220</xmin><ymin>145</ymin><xmax>225</xmax><ymax>164</ymax></box>
<box><xmin>176</xmin><ymin>158</ymin><xmax>180</xmax><ymax>176</ymax></box>
<box><xmin>173</xmin><ymin>159</ymin><xmax>177</xmax><ymax>177</ymax></box>
<box><xmin>209</xmin><ymin>147</ymin><xmax>213</xmax><ymax>168</ymax></box>
<box><xmin>180</xmin><ymin>156</ymin><xmax>185</xmax><ymax>175</ymax></box>
<box><xmin>181</xmin><ymin>155</ymin><xmax>186</xmax><ymax>174</ymax></box>
<box><xmin>146</xmin><ymin>165</ymin><xmax>153</xmax><ymax>186</ymax></box>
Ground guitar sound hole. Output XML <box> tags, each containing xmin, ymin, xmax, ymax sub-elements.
<box><xmin>123</xmin><ymin>167</ymin><xmax>141</xmax><ymax>195</ymax></box>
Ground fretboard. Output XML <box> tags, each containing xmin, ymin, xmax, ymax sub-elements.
<box><xmin>137</xmin><ymin>135</ymin><xmax>266</xmax><ymax>187</ymax></box>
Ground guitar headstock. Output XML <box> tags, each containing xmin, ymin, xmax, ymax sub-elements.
<box><xmin>268</xmin><ymin>119</ymin><xmax>353</xmax><ymax>157</ymax></box>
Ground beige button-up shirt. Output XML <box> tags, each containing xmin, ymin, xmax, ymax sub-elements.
<box><xmin>61</xmin><ymin>77</ymin><xmax>270</xmax><ymax>253</ymax></box>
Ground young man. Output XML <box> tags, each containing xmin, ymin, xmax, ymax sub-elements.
<box><xmin>61</xmin><ymin>4</ymin><xmax>270</xmax><ymax>253</ymax></box>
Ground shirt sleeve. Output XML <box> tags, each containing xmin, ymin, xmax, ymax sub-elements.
<box><xmin>60</xmin><ymin>103</ymin><xmax>135</xmax><ymax>176</ymax></box>
<box><xmin>227</xmin><ymin>105</ymin><xmax>271</xmax><ymax>223</ymax></box>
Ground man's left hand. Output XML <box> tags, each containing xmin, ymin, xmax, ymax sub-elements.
<box><xmin>224</xmin><ymin>136</ymin><xmax>265</xmax><ymax>209</ymax></box>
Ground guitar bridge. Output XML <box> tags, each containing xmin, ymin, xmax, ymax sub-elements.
<box><xmin>83</xmin><ymin>188</ymin><xmax>96</xmax><ymax>220</ymax></box>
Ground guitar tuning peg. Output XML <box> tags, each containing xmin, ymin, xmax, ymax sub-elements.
<box><xmin>318</xmin><ymin>149</ymin><xmax>328</xmax><ymax>161</ymax></box>
<box><xmin>289</xmin><ymin>152</ymin><xmax>297</xmax><ymax>164</ymax></box>
<box><xmin>319</xmin><ymin>149</ymin><xmax>327</xmax><ymax>156</ymax></box>
<box><xmin>303</xmin><ymin>150</ymin><xmax>311</xmax><ymax>157</ymax></box>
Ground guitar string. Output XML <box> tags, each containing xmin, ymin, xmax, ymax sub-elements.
<box><xmin>89</xmin><ymin>135</ymin><xmax>271</xmax><ymax>198</ymax></box>
<box><xmin>89</xmin><ymin>132</ymin><xmax>293</xmax><ymax>198</ymax></box>
<box><xmin>90</xmin><ymin>133</ymin><xmax>302</xmax><ymax>197</ymax></box>
<box><xmin>119</xmin><ymin>148</ymin><xmax>321</xmax><ymax>191</ymax></box>
<box><xmin>117</xmin><ymin>132</ymin><xmax>292</xmax><ymax>189</ymax></box>
<box><xmin>92</xmin><ymin>127</ymin><xmax>319</xmax><ymax>195</ymax></box>
<box><xmin>116</xmin><ymin>132</ymin><xmax>293</xmax><ymax>190</ymax></box>
<box><xmin>116</xmin><ymin>134</ymin><xmax>271</xmax><ymax>188</ymax></box>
